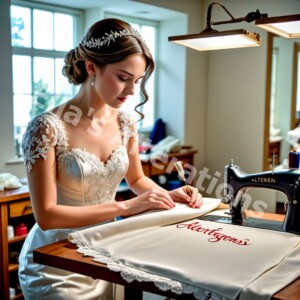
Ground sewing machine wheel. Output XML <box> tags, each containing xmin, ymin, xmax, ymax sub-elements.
<box><xmin>198</xmin><ymin>215</ymin><xmax>283</xmax><ymax>232</ymax></box>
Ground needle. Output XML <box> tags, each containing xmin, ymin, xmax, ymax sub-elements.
<box><xmin>174</xmin><ymin>161</ymin><xmax>193</xmax><ymax>197</ymax></box>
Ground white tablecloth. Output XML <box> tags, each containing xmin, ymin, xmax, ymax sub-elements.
<box><xmin>69</xmin><ymin>199</ymin><xmax>300</xmax><ymax>300</ymax></box>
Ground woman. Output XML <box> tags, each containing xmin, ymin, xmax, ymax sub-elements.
<box><xmin>19</xmin><ymin>18</ymin><xmax>202</xmax><ymax>300</ymax></box>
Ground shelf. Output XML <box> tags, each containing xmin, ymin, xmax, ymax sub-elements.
<box><xmin>8</xmin><ymin>235</ymin><xmax>27</xmax><ymax>244</ymax></box>
<box><xmin>8</xmin><ymin>264</ymin><xmax>18</xmax><ymax>272</ymax></box>
<box><xmin>12</xmin><ymin>293</ymin><xmax>23</xmax><ymax>300</ymax></box>
<box><xmin>1</xmin><ymin>188</ymin><xmax>31</xmax><ymax>300</ymax></box>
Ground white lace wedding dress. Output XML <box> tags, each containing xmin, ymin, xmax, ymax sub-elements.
<box><xmin>19</xmin><ymin>110</ymin><xmax>136</xmax><ymax>300</ymax></box>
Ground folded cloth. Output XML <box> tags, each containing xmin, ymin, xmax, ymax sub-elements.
<box><xmin>0</xmin><ymin>173</ymin><xmax>22</xmax><ymax>191</ymax></box>
<box><xmin>286</xmin><ymin>127</ymin><xmax>300</xmax><ymax>147</ymax></box>
<box><xmin>150</xmin><ymin>136</ymin><xmax>181</xmax><ymax>157</ymax></box>
<box><xmin>69</xmin><ymin>199</ymin><xmax>300</xmax><ymax>300</ymax></box>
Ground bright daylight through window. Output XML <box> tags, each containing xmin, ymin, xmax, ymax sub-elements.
<box><xmin>11</xmin><ymin>4</ymin><xmax>78</xmax><ymax>157</ymax></box>
<box><xmin>11</xmin><ymin>5</ymin><xmax>156</xmax><ymax>158</ymax></box>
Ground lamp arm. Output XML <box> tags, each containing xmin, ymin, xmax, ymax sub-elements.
<box><xmin>207</xmin><ymin>2</ymin><xmax>267</xmax><ymax>28</ymax></box>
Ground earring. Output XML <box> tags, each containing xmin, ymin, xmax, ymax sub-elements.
<box><xmin>91</xmin><ymin>77</ymin><xmax>95</xmax><ymax>86</ymax></box>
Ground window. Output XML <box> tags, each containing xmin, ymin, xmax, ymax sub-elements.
<box><xmin>105</xmin><ymin>13</ymin><xmax>157</xmax><ymax>129</ymax></box>
<box><xmin>10</xmin><ymin>2</ymin><xmax>82</xmax><ymax>156</ymax></box>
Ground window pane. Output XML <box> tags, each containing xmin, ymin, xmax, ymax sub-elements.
<box><xmin>13</xmin><ymin>55</ymin><xmax>32</xmax><ymax>94</ymax></box>
<box><xmin>121</xmin><ymin>87</ymin><xmax>140</xmax><ymax>121</ymax></box>
<box><xmin>54</xmin><ymin>13</ymin><xmax>74</xmax><ymax>51</ymax></box>
<box><xmin>13</xmin><ymin>94</ymin><xmax>33</xmax><ymax>127</ymax></box>
<box><xmin>130</xmin><ymin>23</ymin><xmax>140</xmax><ymax>31</ymax></box>
<box><xmin>11</xmin><ymin>4</ymin><xmax>80</xmax><ymax>157</ymax></box>
<box><xmin>11</xmin><ymin>6</ymin><xmax>31</xmax><ymax>47</ymax></box>
<box><xmin>141</xmin><ymin>25</ymin><xmax>155</xmax><ymax>56</ymax></box>
<box><xmin>34</xmin><ymin>57</ymin><xmax>54</xmax><ymax>93</ymax></box>
<box><xmin>55</xmin><ymin>58</ymin><xmax>72</xmax><ymax>95</ymax></box>
<box><xmin>31</xmin><ymin>92</ymin><xmax>53</xmax><ymax>117</ymax></box>
<box><xmin>33</xmin><ymin>57</ymin><xmax>55</xmax><ymax>115</ymax></box>
<box><xmin>54</xmin><ymin>95</ymin><xmax>69</xmax><ymax>107</ymax></box>
<box><xmin>33</xmin><ymin>9</ymin><xmax>53</xmax><ymax>49</ymax></box>
<box><xmin>140</xmin><ymin>26</ymin><xmax>155</xmax><ymax>127</ymax></box>
<box><xmin>142</xmin><ymin>77</ymin><xmax>155</xmax><ymax>128</ymax></box>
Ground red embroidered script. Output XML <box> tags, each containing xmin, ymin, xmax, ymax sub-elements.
<box><xmin>176</xmin><ymin>222</ymin><xmax>250</xmax><ymax>246</ymax></box>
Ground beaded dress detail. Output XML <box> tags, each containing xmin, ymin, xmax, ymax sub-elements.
<box><xmin>19</xmin><ymin>110</ymin><xmax>137</xmax><ymax>300</ymax></box>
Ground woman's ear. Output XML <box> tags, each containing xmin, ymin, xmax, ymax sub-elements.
<box><xmin>85</xmin><ymin>61</ymin><xmax>96</xmax><ymax>76</ymax></box>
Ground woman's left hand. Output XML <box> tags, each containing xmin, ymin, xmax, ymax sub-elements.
<box><xmin>168</xmin><ymin>185</ymin><xmax>203</xmax><ymax>208</ymax></box>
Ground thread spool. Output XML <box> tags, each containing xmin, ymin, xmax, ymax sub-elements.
<box><xmin>15</xmin><ymin>223</ymin><xmax>28</xmax><ymax>236</ymax></box>
<box><xmin>288</xmin><ymin>150</ymin><xmax>300</xmax><ymax>169</ymax></box>
<box><xmin>9</xmin><ymin>287</ymin><xmax>15</xmax><ymax>299</ymax></box>
<box><xmin>7</xmin><ymin>225</ymin><xmax>14</xmax><ymax>240</ymax></box>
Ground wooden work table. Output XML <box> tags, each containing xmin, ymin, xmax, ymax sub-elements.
<box><xmin>33</xmin><ymin>207</ymin><xmax>300</xmax><ymax>300</ymax></box>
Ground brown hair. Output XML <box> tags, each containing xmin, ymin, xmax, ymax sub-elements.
<box><xmin>62</xmin><ymin>18</ymin><xmax>155</xmax><ymax>120</ymax></box>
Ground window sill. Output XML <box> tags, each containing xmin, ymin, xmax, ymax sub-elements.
<box><xmin>6</xmin><ymin>158</ymin><xmax>24</xmax><ymax>165</ymax></box>
<box><xmin>138</xmin><ymin>126</ymin><xmax>152</xmax><ymax>134</ymax></box>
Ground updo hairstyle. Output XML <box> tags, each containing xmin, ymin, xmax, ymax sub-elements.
<box><xmin>62</xmin><ymin>18</ymin><xmax>155</xmax><ymax>119</ymax></box>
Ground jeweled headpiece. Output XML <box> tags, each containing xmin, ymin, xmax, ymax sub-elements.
<box><xmin>81</xmin><ymin>28</ymin><xmax>143</xmax><ymax>49</ymax></box>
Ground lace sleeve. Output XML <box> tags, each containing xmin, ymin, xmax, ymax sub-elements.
<box><xmin>119</xmin><ymin>111</ymin><xmax>138</xmax><ymax>145</ymax></box>
<box><xmin>22</xmin><ymin>114</ymin><xmax>58</xmax><ymax>173</ymax></box>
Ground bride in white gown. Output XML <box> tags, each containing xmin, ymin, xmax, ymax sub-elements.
<box><xmin>18</xmin><ymin>18</ymin><xmax>202</xmax><ymax>300</ymax></box>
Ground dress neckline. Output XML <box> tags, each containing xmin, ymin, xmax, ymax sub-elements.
<box><xmin>47</xmin><ymin>111</ymin><xmax>125</xmax><ymax>166</ymax></box>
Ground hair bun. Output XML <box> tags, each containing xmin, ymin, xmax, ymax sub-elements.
<box><xmin>62</xmin><ymin>48</ymin><xmax>87</xmax><ymax>85</ymax></box>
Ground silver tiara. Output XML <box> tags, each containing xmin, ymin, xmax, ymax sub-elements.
<box><xmin>81</xmin><ymin>28</ymin><xmax>143</xmax><ymax>49</ymax></box>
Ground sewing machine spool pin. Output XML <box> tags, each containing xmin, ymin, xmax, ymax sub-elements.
<box><xmin>220</xmin><ymin>161</ymin><xmax>300</xmax><ymax>234</ymax></box>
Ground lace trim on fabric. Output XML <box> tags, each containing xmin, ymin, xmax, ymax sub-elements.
<box><xmin>69</xmin><ymin>238</ymin><xmax>223</xmax><ymax>300</ymax></box>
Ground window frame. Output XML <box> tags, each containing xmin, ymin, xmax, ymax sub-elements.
<box><xmin>11</xmin><ymin>0</ymin><xmax>84</xmax><ymax>156</ymax></box>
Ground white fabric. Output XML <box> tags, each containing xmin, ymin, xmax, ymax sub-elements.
<box><xmin>69</xmin><ymin>199</ymin><xmax>300</xmax><ymax>300</ymax></box>
<box><xmin>0</xmin><ymin>172</ymin><xmax>22</xmax><ymax>190</ymax></box>
<box><xmin>19</xmin><ymin>110</ymin><xmax>136</xmax><ymax>300</ymax></box>
<box><xmin>286</xmin><ymin>127</ymin><xmax>300</xmax><ymax>147</ymax></box>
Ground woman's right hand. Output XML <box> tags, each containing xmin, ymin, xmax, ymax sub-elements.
<box><xmin>120</xmin><ymin>188</ymin><xmax>175</xmax><ymax>217</ymax></box>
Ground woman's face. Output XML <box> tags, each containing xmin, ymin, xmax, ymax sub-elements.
<box><xmin>94</xmin><ymin>54</ymin><xmax>146</xmax><ymax>109</ymax></box>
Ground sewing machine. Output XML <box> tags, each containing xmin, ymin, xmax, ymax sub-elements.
<box><xmin>201</xmin><ymin>159</ymin><xmax>300</xmax><ymax>234</ymax></box>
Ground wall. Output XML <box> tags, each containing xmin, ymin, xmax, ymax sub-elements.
<box><xmin>134</xmin><ymin>0</ymin><xmax>208</xmax><ymax>174</ymax></box>
<box><xmin>204</xmin><ymin>0</ymin><xmax>300</xmax><ymax>211</ymax></box>
<box><xmin>0</xmin><ymin>0</ymin><xmax>17</xmax><ymax>175</ymax></box>
<box><xmin>156</xmin><ymin>16</ymin><xmax>187</xmax><ymax>142</ymax></box>
<box><xmin>274</xmin><ymin>37</ymin><xmax>296</xmax><ymax>162</ymax></box>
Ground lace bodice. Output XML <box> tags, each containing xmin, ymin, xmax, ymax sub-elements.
<box><xmin>22</xmin><ymin>111</ymin><xmax>137</xmax><ymax>206</ymax></box>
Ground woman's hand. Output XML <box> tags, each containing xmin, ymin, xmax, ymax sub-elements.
<box><xmin>168</xmin><ymin>186</ymin><xmax>203</xmax><ymax>208</ymax></box>
<box><xmin>121</xmin><ymin>188</ymin><xmax>175</xmax><ymax>217</ymax></box>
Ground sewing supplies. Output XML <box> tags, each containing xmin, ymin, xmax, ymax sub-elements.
<box><xmin>289</xmin><ymin>149</ymin><xmax>300</xmax><ymax>169</ymax></box>
<box><xmin>220</xmin><ymin>159</ymin><xmax>300</xmax><ymax>234</ymax></box>
<box><xmin>174</xmin><ymin>161</ymin><xmax>193</xmax><ymax>196</ymax></box>
<box><xmin>7</xmin><ymin>225</ymin><xmax>14</xmax><ymax>239</ymax></box>
<box><xmin>15</xmin><ymin>223</ymin><xmax>28</xmax><ymax>236</ymax></box>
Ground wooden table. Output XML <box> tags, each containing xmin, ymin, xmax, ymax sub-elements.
<box><xmin>141</xmin><ymin>148</ymin><xmax>197</xmax><ymax>178</ymax></box>
<box><xmin>33</xmin><ymin>208</ymin><xmax>300</xmax><ymax>300</ymax></box>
